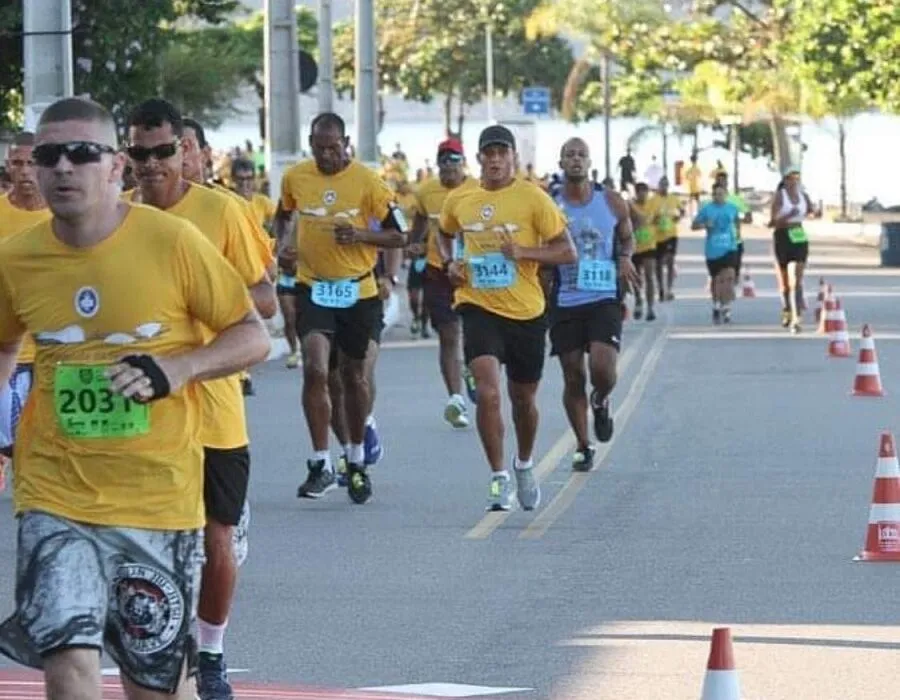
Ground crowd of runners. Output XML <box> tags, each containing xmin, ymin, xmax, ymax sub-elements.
<box><xmin>0</xmin><ymin>95</ymin><xmax>818</xmax><ymax>699</ymax></box>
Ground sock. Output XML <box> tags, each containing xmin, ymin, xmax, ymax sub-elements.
<box><xmin>349</xmin><ymin>443</ymin><xmax>365</xmax><ymax>464</ymax></box>
<box><xmin>450</xmin><ymin>393</ymin><xmax>465</xmax><ymax>405</ymax></box>
<box><xmin>313</xmin><ymin>450</ymin><xmax>331</xmax><ymax>472</ymax></box>
<box><xmin>341</xmin><ymin>444</ymin><xmax>351</xmax><ymax>458</ymax></box>
<box><xmin>493</xmin><ymin>469</ymin><xmax>510</xmax><ymax>480</ymax></box>
<box><xmin>365</xmin><ymin>414</ymin><xmax>376</xmax><ymax>429</ymax></box>
<box><xmin>197</xmin><ymin>619</ymin><xmax>227</xmax><ymax>656</ymax></box>
<box><xmin>514</xmin><ymin>457</ymin><xmax>534</xmax><ymax>471</ymax></box>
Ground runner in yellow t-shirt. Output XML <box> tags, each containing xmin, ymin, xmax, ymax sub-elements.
<box><xmin>182</xmin><ymin>118</ymin><xmax>275</xmax><ymax>399</ymax></box>
<box><xmin>439</xmin><ymin>125</ymin><xmax>576</xmax><ymax>512</ymax></box>
<box><xmin>126</xmin><ymin>98</ymin><xmax>277</xmax><ymax>700</ymax></box>
<box><xmin>684</xmin><ymin>155</ymin><xmax>702</xmax><ymax>216</ymax></box>
<box><xmin>409</xmin><ymin>138</ymin><xmax>478</xmax><ymax>428</ymax></box>
<box><xmin>629</xmin><ymin>182</ymin><xmax>657</xmax><ymax>321</ymax></box>
<box><xmin>0</xmin><ymin>96</ymin><xmax>268</xmax><ymax>700</ymax></box>
<box><xmin>273</xmin><ymin>111</ymin><xmax>408</xmax><ymax>505</ymax></box>
<box><xmin>0</xmin><ymin>132</ymin><xmax>51</xmax><ymax>491</ymax></box>
<box><xmin>646</xmin><ymin>176</ymin><xmax>683</xmax><ymax>302</ymax></box>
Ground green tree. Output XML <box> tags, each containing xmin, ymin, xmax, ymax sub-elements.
<box><xmin>0</xmin><ymin>1</ymin><xmax>240</xmax><ymax>134</ymax></box>
<box><xmin>786</xmin><ymin>0</ymin><xmax>896</xmax><ymax>218</ymax></box>
<box><xmin>333</xmin><ymin>0</ymin><xmax>573</xmax><ymax>138</ymax></box>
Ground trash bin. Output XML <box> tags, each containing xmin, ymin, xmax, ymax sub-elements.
<box><xmin>880</xmin><ymin>223</ymin><xmax>900</xmax><ymax>267</ymax></box>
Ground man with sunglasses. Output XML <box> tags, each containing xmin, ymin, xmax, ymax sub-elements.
<box><xmin>409</xmin><ymin>138</ymin><xmax>478</xmax><ymax>428</ymax></box>
<box><xmin>272</xmin><ymin>112</ymin><xmax>408</xmax><ymax>505</ymax></box>
<box><xmin>439</xmin><ymin>125</ymin><xmax>577</xmax><ymax>511</ymax></box>
<box><xmin>182</xmin><ymin>118</ymin><xmax>276</xmax><ymax>399</ymax></box>
<box><xmin>0</xmin><ymin>132</ymin><xmax>50</xmax><ymax>493</ymax></box>
<box><xmin>126</xmin><ymin>98</ymin><xmax>277</xmax><ymax>700</ymax></box>
<box><xmin>0</xmin><ymin>96</ymin><xmax>270</xmax><ymax>700</ymax></box>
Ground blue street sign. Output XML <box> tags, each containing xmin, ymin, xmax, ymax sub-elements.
<box><xmin>521</xmin><ymin>86</ymin><xmax>551</xmax><ymax>116</ymax></box>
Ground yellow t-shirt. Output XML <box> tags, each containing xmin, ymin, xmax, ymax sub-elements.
<box><xmin>439</xmin><ymin>179</ymin><xmax>566</xmax><ymax>321</ymax></box>
<box><xmin>414</xmin><ymin>177</ymin><xmax>477</xmax><ymax>269</ymax></box>
<box><xmin>685</xmin><ymin>165</ymin><xmax>701</xmax><ymax>195</ymax></box>
<box><xmin>396</xmin><ymin>191</ymin><xmax>419</xmax><ymax>232</ymax></box>
<box><xmin>166</xmin><ymin>184</ymin><xmax>268</xmax><ymax>449</ymax></box>
<box><xmin>0</xmin><ymin>195</ymin><xmax>52</xmax><ymax>364</ymax></box>
<box><xmin>0</xmin><ymin>203</ymin><xmax>254</xmax><ymax>529</ymax></box>
<box><xmin>646</xmin><ymin>194</ymin><xmax>682</xmax><ymax>243</ymax></box>
<box><xmin>631</xmin><ymin>201</ymin><xmax>655</xmax><ymax>254</ymax></box>
<box><xmin>250</xmin><ymin>193</ymin><xmax>277</xmax><ymax>229</ymax></box>
<box><xmin>211</xmin><ymin>183</ymin><xmax>276</xmax><ymax>269</ymax></box>
<box><xmin>280</xmin><ymin>160</ymin><xmax>395</xmax><ymax>300</ymax></box>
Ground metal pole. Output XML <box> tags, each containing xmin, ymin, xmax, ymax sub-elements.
<box><xmin>485</xmin><ymin>23</ymin><xmax>494</xmax><ymax>124</ymax></box>
<box><xmin>732</xmin><ymin>124</ymin><xmax>741</xmax><ymax>192</ymax></box>
<box><xmin>317</xmin><ymin>0</ymin><xmax>334</xmax><ymax>113</ymax></box>
<box><xmin>23</xmin><ymin>0</ymin><xmax>74</xmax><ymax>128</ymax></box>
<box><xmin>264</xmin><ymin>0</ymin><xmax>302</xmax><ymax>200</ymax></box>
<box><xmin>355</xmin><ymin>0</ymin><xmax>378</xmax><ymax>165</ymax></box>
<box><xmin>602</xmin><ymin>51</ymin><xmax>612</xmax><ymax>180</ymax></box>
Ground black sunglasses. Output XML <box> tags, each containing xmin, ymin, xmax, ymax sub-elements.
<box><xmin>33</xmin><ymin>141</ymin><xmax>117</xmax><ymax>167</ymax></box>
<box><xmin>438</xmin><ymin>153</ymin><xmax>464</xmax><ymax>164</ymax></box>
<box><xmin>126</xmin><ymin>141</ymin><xmax>181</xmax><ymax>163</ymax></box>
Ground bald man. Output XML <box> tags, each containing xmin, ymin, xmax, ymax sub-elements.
<box><xmin>547</xmin><ymin>138</ymin><xmax>639</xmax><ymax>471</ymax></box>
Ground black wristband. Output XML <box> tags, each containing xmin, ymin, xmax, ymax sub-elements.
<box><xmin>121</xmin><ymin>354</ymin><xmax>171</xmax><ymax>402</ymax></box>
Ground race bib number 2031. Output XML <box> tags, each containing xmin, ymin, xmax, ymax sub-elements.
<box><xmin>53</xmin><ymin>364</ymin><xmax>150</xmax><ymax>439</ymax></box>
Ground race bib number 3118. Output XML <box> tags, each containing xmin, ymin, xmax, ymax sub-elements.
<box><xmin>53</xmin><ymin>364</ymin><xmax>150</xmax><ymax>439</ymax></box>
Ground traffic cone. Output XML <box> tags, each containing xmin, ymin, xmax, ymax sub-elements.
<box><xmin>814</xmin><ymin>277</ymin><xmax>827</xmax><ymax>323</ymax></box>
<box><xmin>700</xmin><ymin>627</ymin><xmax>741</xmax><ymax>700</ymax></box>
<box><xmin>854</xmin><ymin>432</ymin><xmax>900</xmax><ymax>562</ymax></box>
<box><xmin>827</xmin><ymin>298</ymin><xmax>852</xmax><ymax>358</ymax></box>
<box><xmin>851</xmin><ymin>324</ymin><xmax>886</xmax><ymax>397</ymax></box>
<box><xmin>817</xmin><ymin>285</ymin><xmax>836</xmax><ymax>335</ymax></box>
<box><xmin>741</xmin><ymin>268</ymin><xmax>756</xmax><ymax>298</ymax></box>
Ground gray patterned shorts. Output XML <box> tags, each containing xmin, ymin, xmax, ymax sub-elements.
<box><xmin>0</xmin><ymin>511</ymin><xmax>202</xmax><ymax>693</ymax></box>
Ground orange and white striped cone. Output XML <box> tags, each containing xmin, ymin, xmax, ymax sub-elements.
<box><xmin>814</xmin><ymin>277</ymin><xmax>827</xmax><ymax>323</ymax></box>
<box><xmin>827</xmin><ymin>298</ymin><xmax>852</xmax><ymax>358</ymax></box>
<box><xmin>854</xmin><ymin>432</ymin><xmax>900</xmax><ymax>561</ymax></box>
<box><xmin>851</xmin><ymin>324</ymin><xmax>885</xmax><ymax>397</ymax></box>
<box><xmin>741</xmin><ymin>268</ymin><xmax>756</xmax><ymax>298</ymax></box>
<box><xmin>817</xmin><ymin>285</ymin><xmax>835</xmax><ymax>335</ymax></box>
<box><xmin>700</xmin><ymin>627</ymin><xmax>741</xmax><ymax>700</ymax></box>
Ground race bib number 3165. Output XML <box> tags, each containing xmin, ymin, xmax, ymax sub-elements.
<box><xmin>53</xmin><ymin>364</ymin><xmax>150</xmax><ymax>439</ymax></box>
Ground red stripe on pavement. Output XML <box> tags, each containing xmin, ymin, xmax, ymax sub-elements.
<box><xmin>0</xmin><ymin>673</ymin><xmax>435</xmax><ymax>699</ymax></box>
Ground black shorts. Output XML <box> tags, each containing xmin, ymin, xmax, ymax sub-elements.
<box><xmin>706</xmin><ymin>251</ymin><xmax>739</xmax><ymax>277</ymax></box>
<box><xmin>276</xmin><ymin>271</ymin><xmax>298</xmax><ymax>297</ymax></box>
<box><xmin>407</xmin><ymin>259</ymin><xmax>427</xmax><ymax>290</ymax></box>
<box><xmin>423</xmin><ymin>264</ymin><xmax>458</xmax><ymax>330</ymax></box>
<box><xmin>550</xmin><ymin>300</ymin><xmax>623</xmax><ymax>356</ymax></box>
<box><xmin>327</xmin><ymin>308</ymin><xmax>383</xmax><ymax>372</ymax></box>
<box><xmin>773</xmin><ymin>228</ymin><xmax>809</xmax><ymax>266</ymax></box>
<box><xmin>203</xmin><ymin>446</ymin><xmax>251</xmax><ymax>526</ymax></box>
<box><xmin>656</xmin><ymin>238</ymin><xmax>678</xmax><ymax>258</ymax></box>
<box><xmin>459</xmin><ymin>304</ymin><xmax>547</xmax><ymax>384</ymax></box>
<box><xmin>632</xmin><ymin>250</ymin><xmax>656</xmax><ymax>267</ymax></box>
<box><xmin>296</xmin><ymin>283</ymin><xmax>384</xmax><ymax>361</ymax></box>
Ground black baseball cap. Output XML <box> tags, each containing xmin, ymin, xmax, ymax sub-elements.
<box><xmin>478</xmin><ymin>125</ymin><xmax>516</xmax><ymax>152</ymax></box>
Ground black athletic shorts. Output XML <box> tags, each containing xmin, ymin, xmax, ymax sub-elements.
<box><xmin>773</xmin><ymin>228</ymin><xmax>809</xmax><ymax>266</ymax></box>
<box><xmin>706</xmin><ymin>251</ymin><xmax>739</xmax><ymax>277</ymax></box>
<box><xmin>327</xmin><ymin>302</ymin><xmax>384</xmax><ymax>372</ymax></box>
<box><xmin>296</xmin><ymin>282</ymin><xmax>384</xmax><ymax>361</ymax></box>
<box><xmin>458</xmin><ymin>304</ymin><xmax>547</xmax><ymax>384</ymax></box>
<box><xmin>550</xmin><ymin>300</ymin><xmax>623</xmax><ymax>356</ymax></box>
<box><xmin>407</xmin><ymin>259</ymin><xmax>427</xmax><ymax>290</ymax></box>
<box><xmin>656</xmin><ymin>237</ymin><xmax>678</xmax><ymax>258</ymax></box>
<box><xmin>203</xmin><ymin>445</ymin><xmax>251</xmax><ymax>526</ymax></box>
<box><xmin>632</xmin><ymin>250</ymin><xmax>656</xmax><ymax>267</ymax></box>
<box><xmin>423</xmin><ymin>264</ymin><xmax>458</xmax><ymax>330</ymax></box>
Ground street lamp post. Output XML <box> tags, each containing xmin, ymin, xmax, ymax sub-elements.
<box><xmin>602</xmin><ymin>50</ymin><xmax>611</xmax><ymax>180</ymax></box>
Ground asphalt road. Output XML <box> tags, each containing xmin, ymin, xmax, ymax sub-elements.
<box><xmin>4</xmin><ymin>230</ymin><xmax>900</xmax><ymax>699</ymax></box>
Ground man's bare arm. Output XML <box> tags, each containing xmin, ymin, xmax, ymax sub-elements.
<box><xmin>272</xmin><ymin>202</ymin><xmax>297</xmax><ymax>256</ymax></box>
<box><xmin>0</xmin><ymin>339</ymin><xmax>21</xmax><ymax>388</ymax></box>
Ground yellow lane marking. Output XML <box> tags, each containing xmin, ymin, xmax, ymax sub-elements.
<box><xmin>519</xmin><ymin>327</ymin><xmax>669</xmax><ymax>540</ymax></box>
<box><xmin>463</xmin><ymin>325</ymin><xmax>651</xmax><ymax>540</ymax></box>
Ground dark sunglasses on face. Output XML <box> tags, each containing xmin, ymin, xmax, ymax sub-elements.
<box><xmin>125</xmin><ymin>141</ymin><xmax>180</xmax><ymax>163</ymax></box>
<box><xmin>33</xmin><ymin>141</ymin><xmax>117</xmax><ymax>167</ymax></box>
<box><xmin>438</xmin><ymin>153</ymin><xmax>463</xmax><ymax>164</ymax></box>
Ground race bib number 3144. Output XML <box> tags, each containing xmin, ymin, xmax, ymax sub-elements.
<box><xmin>53</xmin><ymin>364</ymin><xmax>150</xmax><ymax>439</ymax></box>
